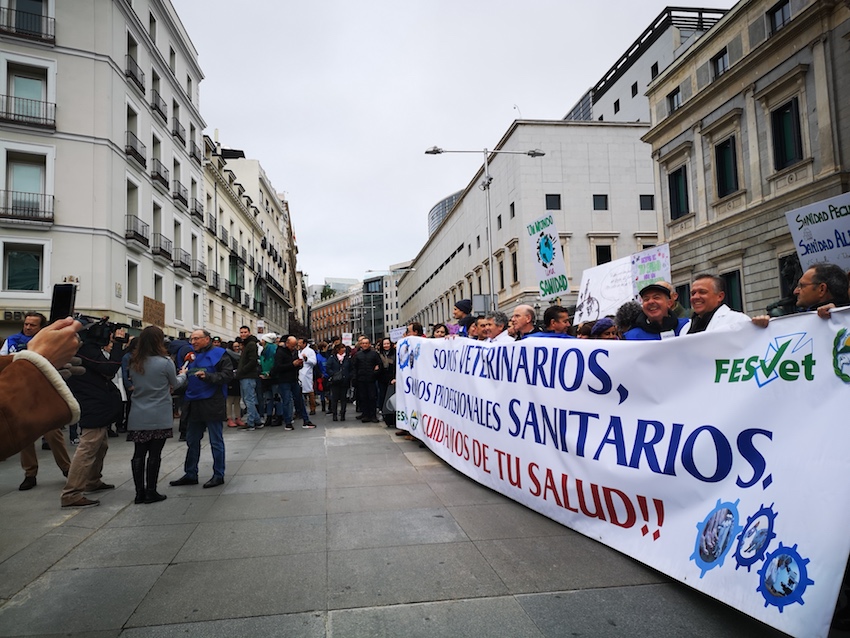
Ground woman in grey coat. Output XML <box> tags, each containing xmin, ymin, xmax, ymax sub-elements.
<box><xmin>127</xmin><ymin>326</ymin><xmax>187</xmax><ymax>503</ymax></box>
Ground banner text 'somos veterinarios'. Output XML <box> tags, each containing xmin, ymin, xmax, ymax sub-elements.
<box><xmin>396</xmin><ymin>310</ymin><xmax>850</xmax><ymax>638</ymax></box>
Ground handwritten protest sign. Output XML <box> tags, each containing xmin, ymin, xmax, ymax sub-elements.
<box><xmin>785</xmin><ymin>192</ymin><xmax>850</xmax><ymax>272</ymax></box>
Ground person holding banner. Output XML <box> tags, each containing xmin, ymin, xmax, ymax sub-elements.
<box><xmin>623</xmin><ymin>283</ymin><xmax>690</xmax><ymax>340</ymax></box>
<box><xmin>794</xmin><ymin>263</ymin><xmax>849</xmax><ymax>313</ymax></box>
<box><xmin>685</xmin><ymin>274</ymin><xmax>756</xmax><ymax>334</ymax></box>
<box><xmin>511</xmin><ymin>305</ymin><xmax>542</xmax><ymax>339</ymax></box>
<box><xmin>484</xmin><ymin>311</ymin><xmax>513</xmax><ymax>343</ymax></box>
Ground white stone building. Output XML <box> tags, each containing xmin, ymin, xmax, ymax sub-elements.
<box><xmin>0</xmin><ymin>0</ymin><xmax>205</xmax><ymax>337</ymax></box>
<box><xmin>399</xmin><ymin>120</ymin><xmax>656</xmax><ymax>328</ymax></box>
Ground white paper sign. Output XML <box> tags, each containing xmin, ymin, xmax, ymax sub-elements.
<box><xmin>526</xmin><ymin>213</ymin><xmax>569</xmax><ymax>300</ymax></box>
<box><xmin>785</xmin><ymin>192</ymin><xmax>850</xmax><ymax>272</ymax></box>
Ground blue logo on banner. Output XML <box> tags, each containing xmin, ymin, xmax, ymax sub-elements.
<box><xmin>691</xmin><ymin>499</ymin><xmax>744</xmax><ymax>577</ymax></box>
<box><xmin>757</xmin><ymin>543</ymin><xmax>814</xmax><ymax>612</ymax></box>
<box><xmin>734</xmin><ymin>503</ymin><xmax>778</xmax><ymax>572</ymax></box>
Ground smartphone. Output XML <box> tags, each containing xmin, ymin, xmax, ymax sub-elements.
<box><xmin>49</xmin><ymin>283</ymin><xmax>76</xmax><ymax>323</ymax></box>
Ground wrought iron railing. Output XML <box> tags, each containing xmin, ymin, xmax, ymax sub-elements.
<box><xmin>125</xmin><ymin>55</ymin><xmax>145</xmax><ymax>91</ymax></box>
<box><xmin>125</xmin><ymin>130</ymin><xmax>147</xmax><ymax>166</ymax></box>
<box><xmin>0</xmin><ymin>190</ymin><xmax>53</xmax><ymax>222</ymax></box>
<box><xmin>174</xmin><ymin>248</ymin><xmax>191</xmax><ymax>271</ymax></box>
<box><xmin>125</xmin><ymin>214</ymin><xmax>150</xmax><ymax>245</ymax></box>
<box><xmin>0</xmin><ymin>8</ymin><xmax>55</xmax><ymax>43</ymax></box>
<box><xmin>171</xmin><ymin>117</ymin><xmax>185</xmax><ymax>144</ymax></box>
<box><xmin>172</xmin><ymin>179</ymin><xmax>188</xmax><ymax>206</ymax></box>
<box><xmin>0</xmin><ymin>95</ymin><xmax>56</xmax><ymax>128</ymax></box>
<box><xmin>150</xmin><ymin>89</ymin><xmax>167</xmax><ymax>122</ymax></box>
<box><xmin>150</xmin><ymin>158</ymin><xmax>169</xmax><ymax>188</ymax></box>
<box><xmin>151</xmin><ymin>233</ymin><xmax>172</xmax><ymax>259</ymax></box>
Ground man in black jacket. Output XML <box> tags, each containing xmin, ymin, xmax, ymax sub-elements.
<box><xmin>272</xmin><ymin>336</ymin><xmax>314</xmax><ymax>430</ymax></box>
<box><xmin>60</xmin><ymin>326</ymin><xmax>126</xmax><ymax>508</ymax></box>
<box><xmin>352</xmin><ymin>337</ymin><xmax>381</xmax><ymax>423</ymax></box>
<box><xmin>235</xmin><ymin>326</ymin><xmax>261</xmax><ymax>430</ymax></box>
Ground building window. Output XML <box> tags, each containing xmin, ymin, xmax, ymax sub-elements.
<box><xmin>168</xmin><ymin>47</ymin><xmax>176</xmax><ymax>72</ymax></box>
<box><xmin>715</xmin><ymin>136</ymin><xmax>738</xmax><ymax>198</ymax></box>
<box><xmin>511</xmin><ymin>252</ymin><xmax>518</xmax><ymax>284</ymax></box>
<box><xmin>595</xmin><ymin>245</ymin><xmax>612</xmax><ymax>265</ymax></box>
<box><xmin>497</xmin><ymin>214</ymin><xmax>501</xmax><ymax>230</ymax></box>
<box><xmin>477</xmin><ymin>275</ymin><xmax>482</xmax><ymax>293</ymax></box>
<box><xmin>639</xmin><ymin>194</ymin><xmax>655</xmax><ymax>210</ymax></box>
<box><xmin>545</xmin><ymin>194</ymin><xmax>561</xmax><ymax>210</ymax></box>
<box><xmin>631</xmin><ymin>82</ymin><xmax>638</xmax><ymax>97</ymax></box>
<box><xmin>127</xmin><ymin>260</ymin><xmax>138</xmax><ymax>305</ymax></box>
<box><xmin>667</xmin><ymin>88</ymin><xmax>682</xmax><ymax>113</ymax></box>
<box><xmin>668</xmin><ymin>166</ymin><xmax>689</xmax><ymax>220</ymax></box>
<box><xmin>768</xmin><ymin>0</ymin><xmax>790</xmax><ymax>34</ymax></box>
<box><xmin>8</xmin><ymin>63</ymin><xmax>48</xmax><ymax>124</ymax></box>
<box><xmin>3</xmin><ymin>242</ymin><xmax>42</xmax><ymax>291</ymax></box>
<box><xmin>771</xmin><ymin>98</ymin><xmax>802</xmax><ymax>170</ymax></box>
<box><xmin>509</xmin><ymin>202</ymin><xmax>515</xmax><ymax>219</ymax></box>
<box><xmin>592</xmin><ymin>194</ymin><xmax>608</xmax><ymax>211</ymax></box>
<box><xmin>467</xmin><ymin>244</ymin><xmax>471</xmax><ymax>256</ymax></box>
<box><xmin>175</xmin><ymin>284</ymin><xmax>183</xmax><ymax>321</ymax></box>
<box><xmin>476</xmin><ymin>235</ymin><xmax>480</xmax><ymax>249</ymax></box>
<box><xmin>675</xmin><ymin>284</ymin><xmax>691</xmax><ymax>311</ymax></box>
<box><xmin>498</xmin><ymin>260</ymin><xmax>504</xmax><ymax>290</ymax></box>
<box><xmin>613</xmin><ymin>99</ymin><xmax>620</xmax><ymax>114</ymax></box>
<box><xmin>6</xmin><ymin>151</ymin><xmax>45</xmax><ymax>214</ymax></box>
<box><xmin>651</xmin><ymin>62</ymin><xmax>659</xmax><ymax>79</ymax></box>
<box><xmin>148</xmin><ymin>12</ymin><xmax>156</xmax><ymax>42</ymax></box>
<box><xmin>712</xmin><ymin>48</ymin><xmax>729</xmax><ymax>78</ymax></box>
<box><xmin>722</xmin><ymin>271</ymin><xmax>743</xmax><ymax>311</ymax></box>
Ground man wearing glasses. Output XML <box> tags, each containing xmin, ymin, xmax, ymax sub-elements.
<box><xmin>794</xmin><ymin>263</ymin><xmax>850</xmax><ymax>313</ymax></box>
<box><xmin>170</xmin><ymin>329</ymin><xmax>234</xmax><ymax>489</ymax></box>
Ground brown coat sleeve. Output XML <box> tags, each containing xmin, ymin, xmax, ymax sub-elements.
<box><xmin>0</xmin><ymin>351</ymin><xmax>81</xmax><ymax>461</ymax></box>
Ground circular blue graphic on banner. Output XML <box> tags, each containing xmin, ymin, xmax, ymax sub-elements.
<box><xmin>734</xmin><ymin>504</ymin><xmax>777</xmax><ymax>572</ymax></box>
<box><xmin>757</xmin><ymin>543</ymin><xmax>814</xmax><ymax>612</ymax></box>
<box><xmin>537</xmin><ymin>232</ymin><xmax>556</xmax><ymax>268</ymax></box>
<box><xmin>690</xmin><ymin>499</ymin><xmax>744</xmax><ymax>578</ymax></box>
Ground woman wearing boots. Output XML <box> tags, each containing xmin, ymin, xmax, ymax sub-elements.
<box><xmin>127</xmin><ymin>326</ymin><xmax>187</xmax><ymax>504</ymax></box>
<box><xmin>325</xmin><ymin>342</ymin><xmax>351</xmax><ymax>421</ymax></box>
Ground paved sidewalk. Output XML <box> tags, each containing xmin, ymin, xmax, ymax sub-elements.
<box><xmin>0</xmin><ymin>411</ymin><xmax>790</xmax><ymax>637</ymax></box>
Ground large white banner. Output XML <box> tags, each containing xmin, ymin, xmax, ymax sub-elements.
<box><xmin>395</xmin><ymin>310</ymin><xmax>850</xmax><ymax>638</ymax></box>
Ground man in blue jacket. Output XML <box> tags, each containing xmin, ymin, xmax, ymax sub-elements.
<box><xmin>623</xmin><ymin>283</ymin><xmax>690</xmax><ymax>341</ymax></box>
<box><xmin>170</xmin><ymin>329</ymin><xmax>234</xmax><ymax>489</ymax></box>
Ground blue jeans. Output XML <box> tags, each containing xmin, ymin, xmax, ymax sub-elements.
<box><xmin>239</xmin><ymin>378</ymin><xmax>261</xmax><ymax>426</ymax></box>
<box><xmin>185</xmin><ymin>419</ymin><xmax>225</xmax><ymax>479</ymax></box>
<box><xmin>279</xmin><ymin>380</ymin><xmax>309</xmax><ymax>424</ymax></box>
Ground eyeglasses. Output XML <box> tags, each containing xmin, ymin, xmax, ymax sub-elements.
<box><xmin>794</xmin><ymin>281</ymin><xmax>819</xmax><ymax>290</ymax></box>
<box><xmin>189</xmin><ymin>336</ymin><xmax>208</xmax><ymax>342</ymax></box>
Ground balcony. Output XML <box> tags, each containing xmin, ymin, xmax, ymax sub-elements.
<box><xmin>206</xmin><ymin>212</ymin><xmax>216</xmax><ymax>233</ymax></box>
<box><xmin>150</xmin><ymin>233</ymin><xmax>172</xmax><ymax>262</ymax></box>
<box><xmin>150</xmin><ymin>158</ymin><xmax>169</xmax><ymax>189</ymax></box>
<box><xmin>172</xmin><ymin>179</ymin><xmax>187</xmax><ymax>207</ymax></box>
<box><xmin>171</xmin><ymin>117</ymin><xmax>185</xmax><ymax>145</ymax></box>
<box><xmin>173</xmin><ymin>247</ymin><xmax>191</xmax><ymax>273</ymax></box>
<box><xmin>0</xmin><ymin>8</ymin><xmax>55</xmax><ymax>44</ymax></box>
<box><xmin>208</xmin><ymin>270</ymin><xmax>220</xmax><ymax>290</ymax></box>
<box><xmin>190</xmin><ymin>197</ymin><xmax>203</xmax><ymax>222</ymax></box>
<box><xmin>261</xmin><ymin>237</ymin><xmax>267</xmax><ymax>249</ymax></box>
<box><xmin>190</xmin><ymin>140</ymin><xmax>202</xmax><ymax>164</ymax></box>
<box><xmin>0</xmin><ymin>95</ymin><xmax>56</xmax><ymax>128</ymax></box>
<box><xmin>230</xmin><ymin>236</ymin><xmax>239</xmax><ymax>255</ymax></box>
<box><xmin>150</xmin><ymin>89</ymin><xmax>167</xmax><ymax>123</ymax></box>
<box><xmin>125</xmin><ymin>214</ymin><xmax>150</xmax><ymax>250</ymax></box>
<box><xmin>240</xmin><ymin>246</ymin><xmax>248</xmax><ymax>263</ymax></box>
<box><xmin>125</xmin><ymin>131</ymin><xmax>146</xmax><ymax>167</ymax></box>
<box><xmin>125</xmin><ymin>55</ymin><xmax>145</xmax><ymax>92</ymax></box>
<box><xmin>229</xmin><ymin>282</ymin><xmax>243</xmax><ymax>300</ymax></box>
<box><xmin>191</xmin><ymin>259</ymin><xmax>207</xmax><ymax>282</ymax></box>
<box><xmin>223</xmin><ymin>278</ymin><xmax>233</xmax><ymax>298</ymax></box>
<box><xmin>0</xmin><ymin>190</ymin><xmax>53</xmax><ymax>225</ymax></box>
<box><xmin>219</xmin><ymin>225</ymin><xmax>229</xmax><ymax>245</ymax></box>
<box><xmin>252</xmin><ymin>299</ymin><xmax>265</xmax><ymax>316</ymax></box>
<box><xmin>241</xmin><ymin>291</ymin><xmax>250</xmax><ymax>308</ymax></box>
<box><xmin>248</xmin><ymin>255</ymin><xmax>255</xmax><ymax>270</ymax></box>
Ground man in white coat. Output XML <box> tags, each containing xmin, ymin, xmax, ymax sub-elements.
<box><xmin>685</xmin><ymin>274</ymin><xmax>755</xmax><ymax>334</ymax></box>
<box><xmin>296</xmin><ymin>338</ymin><xmax>317</xmax><ymax>416</ymax></box>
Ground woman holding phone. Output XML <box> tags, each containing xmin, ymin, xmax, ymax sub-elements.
<box><xmin>126</xmin><ymin>326</ymin><xmax>187</xmax><ymax>504</ymax></box>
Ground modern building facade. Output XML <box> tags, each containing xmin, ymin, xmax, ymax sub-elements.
<box><xmin>427</xmin><ymin>190</ymin><xmax>462</xmax><ymax>237</ymax></box>
<box><xmin>564</xmin><ymin>7</ymin><xmax>727</xmax><ymax>124</ymax></box>
<box><xmin>400</xmin><ymin>120</ymin><xmax>657</xmax><ymax>329</ymax></box>
<box><xmin>642</xmin><ymin>0</ymin><xmax>849</xmax><ymax>314</ymax></box>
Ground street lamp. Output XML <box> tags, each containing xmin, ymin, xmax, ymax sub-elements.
<box><xmin>425</xmin><ymin>146</ymin><xmax>545</xmax><ymax>312</ymax></box>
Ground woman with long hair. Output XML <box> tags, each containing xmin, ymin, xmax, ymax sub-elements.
<box><xmin>430</xmin><ymin>324</ymin><xmax>448</xmax><ymax>338</ymax></box>
<box><xmin>127</xmin><ymin>326</ymin><xmax>187</xmax><ymax>504</ymax></box>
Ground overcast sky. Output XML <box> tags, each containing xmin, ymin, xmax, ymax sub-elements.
<box><xmin>171</xmin><ymin>0</ymin><xmax>733</xmax><ymax>286</ymax></box>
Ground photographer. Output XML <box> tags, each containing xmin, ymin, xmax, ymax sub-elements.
<box><xmin>60</xmin><ymin>320</ymin><xmax>127</xmax><ymax>508</ymax></box>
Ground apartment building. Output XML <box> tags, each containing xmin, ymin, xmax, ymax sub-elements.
<box><xmin>642</xmin><ymin>0</ymin><xmax>849</xmax><ymax>313</ymax></box>
<box><xmin>0</xmin><ymin>0</ymin><xmax>205</xmax><ymax>336</ymax></box>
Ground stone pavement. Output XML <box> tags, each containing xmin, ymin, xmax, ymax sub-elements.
<box><xmin>0</xmin><ymin>411</ymin><xmax>794</xmax><ymax>637</ymax></box>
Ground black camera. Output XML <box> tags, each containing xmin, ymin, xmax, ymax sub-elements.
<box><xmin>77</xmin><ymin>315</ymin><xmax>130</xmax><ymax>347</ymax></box>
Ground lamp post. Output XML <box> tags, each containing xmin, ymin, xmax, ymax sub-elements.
<box><xmin>425</xmin><ymin>146</ymin><xmax>544</xmax><ymax>313</ymax></box>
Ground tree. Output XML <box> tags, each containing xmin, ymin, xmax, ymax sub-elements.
<box><xmin>320</xmin><ymin>284</ymin><xmax>336</xmax><ymax>301</ymax></box>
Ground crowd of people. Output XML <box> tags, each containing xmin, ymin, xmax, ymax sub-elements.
<box><xmin>1</xmin><ymin>262</ymin><xmax>848</xmax><ymax>508</ymax></box>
